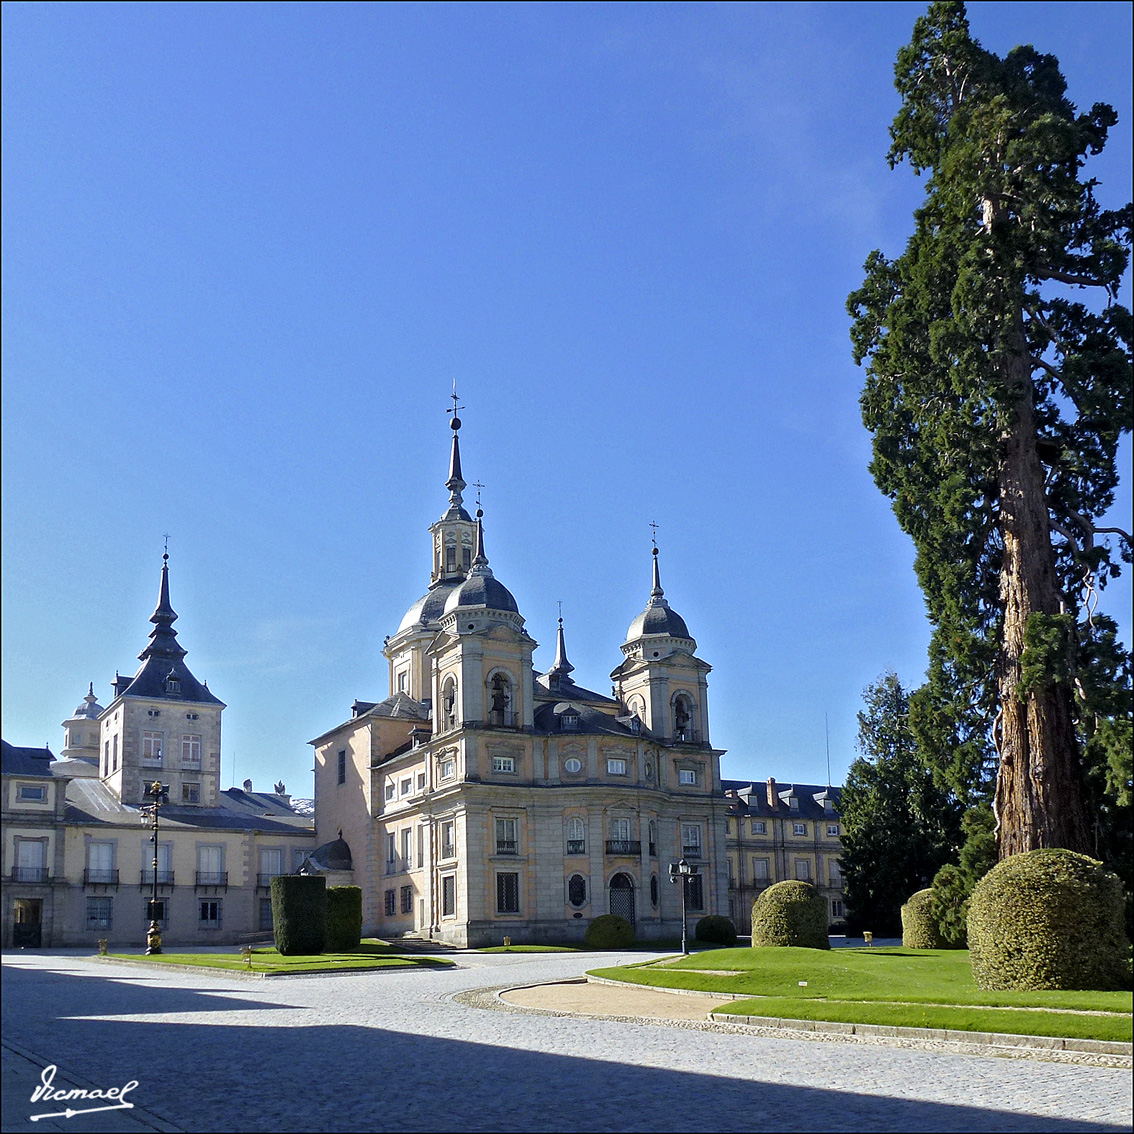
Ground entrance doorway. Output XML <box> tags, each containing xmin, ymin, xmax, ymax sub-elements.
<box><xmin>609</xmin><ymin>873</ymin><xmax>635</xmax><ymax>928</ymax></box>
<box><xmin>13</xmin><ymin>899</ymin><xmax>42</xmax><ymax>948</ymax></box>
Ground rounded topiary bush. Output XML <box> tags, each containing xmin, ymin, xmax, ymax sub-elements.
<box><xmin>583</xmin><ymin>914</ymin><xmax>635</xmax><ymax>949</ymax></box>
<box><xmin>694</xmin><ymin>915</ymin><xmax>738</xmax><ymax>947</ymax></box>
<box><xmin>751</xmin><ymin>881</ymin><xmax>829</xmax><ymax>949</ymax></box>
<box><xmin>271</xmin><ymin>875</ymin><xmax>327</xmax><ymax>955</ymax></box>
<box><xmin>326</xmin><ymin>885</ymin><xmax>363</xmax><ymax>952</ymax></box>
<box><xmin>901</xmin><ymin>888</ymin><xmax>945</xmax><ymax>949</ymax></box>
<box><xmin>968</xmin><ymin>849</ymin><xmax>1129</xmax><ymax>991</ymax></box>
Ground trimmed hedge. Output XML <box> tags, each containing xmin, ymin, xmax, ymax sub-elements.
<box><xmin>695</xmin><ymin>915</ymin><xmax>738</xmax><ymax>947</ymax></box>
<box><xmin>751</xmin><ymin>881</ymin><xmax>830</xmax><ymax>949</ymax></box>
<box><xmin>326</xmin><ymin>886</ymin><xmax>363</xmax><ymax>952</ymax></box>
<box><xmin>584</xmin><ymin>914</ymin><xmax>635</xmax><ymax>949</ymax></box>
<box><xmin>968</xmin><ymin>849</ymin><xmax>1129</xmax><ymax>991</ymax></box>
<box><xmin>901</xmin><ymin>888</ymin><xmax>945</xmax><ymax>949</ymax></box>
<box><xmin>271</xmin><ymin>875</ymin><xmax>327</xmax><ymax>956</ymax></box>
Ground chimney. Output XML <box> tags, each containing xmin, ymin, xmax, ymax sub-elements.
<box><xmin>766</xmin><ymin>777</ymin><xmax>777</xmax><ymax>809</ymax></box>
<box><xmin>243</xmin><ymin>778</ymin><xmax>253</xmax><ymax>792</ymax></box>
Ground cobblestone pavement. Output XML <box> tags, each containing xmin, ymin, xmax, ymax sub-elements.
<box><xmin>2</xmin><ymin>950</ymin><xmax>1131</xmax><ymax>1133</ymax></box>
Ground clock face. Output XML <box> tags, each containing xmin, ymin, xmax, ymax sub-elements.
<box><xmin>563</xmin><ymin>757</ymin><xmax>582</xmax><ymax>774</ymax></box>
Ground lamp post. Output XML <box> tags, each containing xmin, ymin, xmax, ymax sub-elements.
<box><xmin>668</xmin><ymin>858</ymin><xmax>698</xmax><ymax>955</ymax></box>
<box><xmin>140</xmin><ymin>781</ymin><xmax>169</xmax><ymax>955</ymax></box>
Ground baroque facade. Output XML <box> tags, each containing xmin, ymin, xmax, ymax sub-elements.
<box><xmin>1</xmin><ymin>558</ymin><xmax>314</xmax><ymax>949</ymax></box>
<box><xmin>312</xmin><ymin>412</ymin><xmax>729</xmax><ymax>947</ymax></box>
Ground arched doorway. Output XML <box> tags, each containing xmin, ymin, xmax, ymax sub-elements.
<box><xmin>609</xmin><ymin>873</ymin><xmax>635</xmax><ymax>928</ymax></box>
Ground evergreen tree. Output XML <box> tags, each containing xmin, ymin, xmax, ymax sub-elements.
<box><xmin>840</xmin><ymin>674</ymin><xmax>963</xmax><ymax>936</ymax></box>
<box><xmin>848</xmin><ymin>2</ymin><xmax>1132</xmax><ymax>860</ymax></box>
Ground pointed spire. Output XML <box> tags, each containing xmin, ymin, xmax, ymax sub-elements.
<box><xmin>549</xmin><ymin>616</ymin><xmax>575</xmax><ymax>677</ymax></box>
<box><xmin>651</xmin><ymin>546</ymin><xmax>664</xmax><ymax>599</ymax></box>
<box><xmin>139</xmin><ymin>552</ymin><xmax>187</xmax><ymax>661</ymax></box>
<box><xmin>469</xmin><ymin>508</ymin><xmax>492</xmax><ymax>574</ymax></box>
<box><xmin>443</xmin><ymin>386</ymin><xmax>470</xmax><ymax>521</ymax></box>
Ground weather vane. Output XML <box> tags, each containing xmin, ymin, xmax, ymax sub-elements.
<box><xmin>649</xmin><ymin>520</ymin><xmax>659</xmax><ymax>548</ymax></box>
<box><xmin>447</xmin><ymin>382</ymin><xmax>464</xmax><ymax>423</ymax></box>
<box><xmin>472</xmin><ymin>480</ymin><xmax>485</xmax><ymax>509</ymax></box>
<box><xmin>557</xmin><ymin>599</ymin><xmax>563</xmax><ymax>622</ymax></box>
<box><xmin>162</xmin><ymin>533</ymin><xmax>170</xmax><ymax>558</ymax></box>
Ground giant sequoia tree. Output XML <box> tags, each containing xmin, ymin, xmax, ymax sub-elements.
<box><xmin>848</xmin><ymin>3</ymin><xmax>1132</xmax><ymax>859</ymax></box>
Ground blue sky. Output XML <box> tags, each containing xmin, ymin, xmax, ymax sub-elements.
<box><xmin>3</xmin><ymin>2</ymin><xmax>1131</xmax><ymax>797</ymax></box>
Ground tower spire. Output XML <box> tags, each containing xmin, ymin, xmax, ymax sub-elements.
<box><xmin>549</xmin><ymin>614</ymin><xmax>574</xmax><ymax>677</ymax></box>
<box><xmin>139</xmin><ymin>552</ymin><xmax>187</xmax><ymax>661</ymax></box>
<box><xmin>443</xmin><ymin>386</ymin><xmax>468</xmax><ymax>520</ymax></box>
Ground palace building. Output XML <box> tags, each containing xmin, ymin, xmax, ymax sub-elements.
<box><xmin>311</xmin><ymin>410</ymin><xmax>730</xmax><ymax>947</ymax></box>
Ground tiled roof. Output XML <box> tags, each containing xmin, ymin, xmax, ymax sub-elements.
<box><xmin>1</xmin><ymin>740</ymin><xmax>56</xmax><ymax>778</ymax></box>
<box><xmin>723</xmin><ymin>779</ymin><xmax>843</xmax><ymax>820</ymax></box>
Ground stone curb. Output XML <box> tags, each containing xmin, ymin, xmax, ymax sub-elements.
<box><xmin>584</xmin><ymin>975</ymin><xmax>1133</xmax><ymax>1056</ymax></box>
<box><xmin>91</xmin><ymin>955</ymin><xmax>460</xmax><ymax>980</ymax></box>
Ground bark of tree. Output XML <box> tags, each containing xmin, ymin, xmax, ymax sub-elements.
<box><xmin>994</xmin><ymin>306</ymin><xmax>1091</xmax><ymax>857</ymax></box>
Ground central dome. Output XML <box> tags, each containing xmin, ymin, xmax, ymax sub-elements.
<box><xmin>398</xmin><ymin>582</ymin><xmax>458</xmax><ymax>633</ymax></box>
<box><xmin>626</xmin><ymin>603</ymin><xmax>690</xmax><ymax>641</ymax></box>
<box><xmin>443</xmin><ymin>573</ymin><xmax>518</xmax><ymax>615</ymax></box>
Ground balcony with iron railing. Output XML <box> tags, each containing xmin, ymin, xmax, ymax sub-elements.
<box><xmin>195</xmin><ymin>871</ymin><xmax>228</xmax><ymax>889</ymax></box>
<box><xmin>83</xmin><ymin>868</ymin><xmax>120</xmax><ymax>887</ymax></box>
<box><xmin>140</xmin><ymin>869</ymin><xmax>175</xmax><ymax>887</ymax></box>
<box><xmin>494</xmin><ymin>841</ymin><xmax>518</xmax><ymax>856</ymax></box>
<box><xmin>605</xmin><ymin>839</ymin><xmax>640</xmax><ymax>856</ymax></box>
<box><xmin>681</xmin><ymin>845</ymin><xmax>703</xmax><ymax>860</ymax></box>
<box><xmin>566</xmin><ymin>839</ymin><xmax>586</xmax><ymax>855</ymax></box>
<box><xmin>11</xmin><ymin>866</ymin><xmax>49</xmax><ymax>884</ymax></box>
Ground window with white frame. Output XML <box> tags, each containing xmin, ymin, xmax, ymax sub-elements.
<box><xmin>562</xmin><ymin>756</ymin><xmax>582</xmax><ymax>774</ymax></box>
<box><xmin>401</xmin><ymin>828</ymin><xmax>413</xmax><ymax>868</ymax></box>
<box><xmin>609</xmin><ymin>817</ymin><xmax>631</xmax><ymax>843</ymax></box>
<box><xmin>145</xmin><ymin>897</ymin><xmax>169</xmax><ymax>927</ymax></box>
<box><xmin>417</xmin><ymin>772</ymin><xmax>427</xmax><ymax>791</ymax></box>
<box><xmin>441</xmin><ymin>875</ymin><xmax>456</xmax><ymax>917</ymax></box>
<box><xmin>182</xmin><ymin>782</ymin><xmax>201</xmax><ymax>804</ymax></box>
<box><xmin>86</xmin><ymin>896</ymin><xmax>112</xmax><ymax>930</ymax></box>
<box><xmin>496</xmin><ymin>872</ymin><xmax>520</xmax><ymax>914</ymax></box>
<box><xmin>827</xmin><ymin>823</ymin><xmax>839</xmax><ymax>837</ymax></box>
<box><xmin>86</xmin><ymin>841</ymin><xmax>115</xmax><ymax>884</ymax></box>
<box><xmin>681</xmin><ymin>824</ymin><xmax>702</xmax><ymax>858</ymax></box>
<box><xmin>384</xmin><ymin>782</ymin><xmax>396</xmax><ymax>802</ymax></box>
<box><xmin>495</xmin><ymin>818</ymin><xmax>518</xmax><ymax>855</ymax></box>
<box><xmin>400</xmin><ymin>777</ymin><xmax>412</xmax><ymax>796</ymax></box>
<box><xmin>753</xmin><ymin>858</ymin><xmax>770</xmax><ymax>884</ymax></box>
<box><xmin>197</xmin><ymin>845</ymin><xmax>224</xmax><ymax>886</ymax></box>
<box><xmin>181</xmin><ymin>734</ymin><xmax>201</xmax><ymax>767</ymax></box>
<box><xmin>198</xmin><ymin>899</ymin><xmax>221</xmax><ymax>928</ymax></box>
<box><xmin>829</xmin><ymin>861</ymin><xmax>842</xmax><ymax>886</ymax></box>
<box><xmin>417</xmin><ymin>825</ymin><xmax>425</xmax><ymax>869</ymax></box>
<box><xmin>438</xmin><ymin>756</ymin><xmax>455</xmax><ymax>780</ymax></box>
<box><xmin>831</xmin><ymin>899</ymin><xmax>845</xmax><ymax>919</ymax></box>
<box><xmin>142</xmin><ymin>731</ymin><xmax>163</xmax><ymax>766</ymax></box>
<box><xmin>752</xmin><ymin>820</ymin><xmax>767</xmax><ymax>835</ymax></box>
<box><xmin>492</xmin><ymin>756</ymin><xmax>515</xmax><ymax>774</ymax></box>
<box><xmin>258</xmin><ymin>847</ymin><xmax>283</xmax><ymax>887</ymax></box>
<box><xmin>606</xmin><ymin>758</ymin><xmax>627</xmax><ymax>776</ymax></box>
<box><xmin>566</xmin><ymin>817</ymin><xmax>585</xmax><ymax>855</ymax></box>
<box><xmin>14</xmin><ymin>839</ymin><xmax>47</xmax><ymax>882</ymax></box>
<box><xmin>386</xmin><ymin>833</ymin><xmax>397</xmax><ymax>873</ymax></box>
<box><xmin>16</xmin><ymin>783</ymin><xmax>47</xmax><ymax>803</ymax></box>
<box><xmin>795</xmin><ymin>859</ymin><xmax>811</xmax><ymax>881</ymax></box>
<box><xmin>678</xmin><ymin>768</ymin><xmax>697</xmax><ymax>785</ymax></box>
<box><xmin>793</xmin><ymin>822</ymin><xmax>807</xmax><ymax>836</ymax></box>
<box><xmin>441</xmin><ymin>820</ymin><xmax>455</xmax><ymax>859</ymax></box>
<box><xmin>648</xmin><ymin>819</ymin><xmax>658</xmax><ymax>857</ymax></box>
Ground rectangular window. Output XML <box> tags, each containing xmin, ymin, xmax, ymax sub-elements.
<box><xmin>831</xmin><ymin>899</ymin><xmax>845</xmax><ymax>919</ymax></box>
<box><xmin>827</xmin><ymin>823</ymin><xmax>839</xmax><ymax>837</ymax></box>
<box><xmin>496</xmin><ymin>872</ymin><xmax>520</xmax><ymax>914</ymax></box>
<box><xmin>16</xmin><ymin>784</ymin><xmax>48</xmax><ymax>802</ymax></box>
<box><xmin>441</xmin><ymin>820</ymin><xmax>455</xmax><ymax>859</ymax></box>
<box><xmin>197</xmin><ymin>845</ymin><xmax>225</xmax><ymax>886</ymax></box>
<box><xmin>400</xmin><ymin>777</ymin><xmax>412</xmax><ymax>796</ymax></box>
<box><xmin>829</xmin><ymin>862</ymin><xmax>842</xmax><ymax>886</ymax></box>
<box><xmin>492</xmin><ymin>756</ymin><xmax>515</xmax><ymax>773</ymax></box>
<box><xmin>15</xmin><ymin>840</ymin><xmax>48</xmax><ymax>882</ymax></box>
<box><xmin>681</xmin><ymin>824</ymin><xmax>702</xmax><ymax>858</ymax></box>
<box><xmin>258</xmin><ymin>847</ymin><xmax>283</xmax><ymax>887</ymax></box>
<box><xmin>182</xmin><ymin>782</ymin><xmax>201</xmax><ymax>804</ymax></box>
<box><xmin>384</xmin><ymin>889</ymin><xmax>396</xmax><ymax>916</ymax></box>
<box><xmin>401</xmin><ymin>828</ymin><xmax>413</xmax><ymax>868</ymax></box>
<box><xmin>687</xmin><ymin>873</ymin><xmax>704</xmax><ymax>911</ymax></box>
<box><xmin>386</xmin><ymin>832</ymin><xmax>397</xmax><ymax>873</ymax></box>
<box><xmin>145</xmin><ymin>898</ymin><xmax>169</xmax><ymax>927</ymax></box>
<box><xmin>793</xmin><ymin>822</ymin><xmax>807</xmax><ymax>836</ymax></box>
<box><xmin>752</xmin><ymin>820</ymin><xmax>766</xmax><ymax>835</ymax></box>
<box><xmin>417</xmin><ymin>772</ymin><xmax>427</xmax><ymax>791</ymax></box>
<box><xmin>259</xmin><ymin>898</ymin><xmax>273</xmax><ymax>931</ymax></box>
<box><xmin>417</xmin><ymin>826</ymin><xmax>425</xmax><ymax>869</ymax></box>
<box><xmin>678</xmin><ymin>769</ymin><xmax>697</xmax><ymax>785</ymax></box>
<box><xmin>795</xmin><ymin>859</ymin><xmax>811</xmax><ymax>881</ymax></box>
<box><xmin>384</xmin><ymin>782</ymin><xmax>396</xmax><ymax>802</ymax></box>
<box><xmin>337</xmin><ymin>750</ymin><xmax>347</xmax><ymax>785</ymax></box>
<box><xmin>142</xmin><ymin>731</ymin><xmax>163</xmax><ymax>766</ymax></box>
<box><xmin>86</xmin><ymin>897</ymin><xmax>112</xmax><ymax>930</ymax></box>
<box><xmin>400</xmin><ymin>885</ymin><xmax>413</xmax><ymax>914</ymax></box>
<box><xmin>198</xmin><ymin>900</ymin><xmax>221</xmax><ymax>928</ymax></box>
<box><xmin>495</xmin><ymin>818</ymin><xmax>518</xmax><ymax>855</ymax></box>
<box><xmin>441</xmin><ymin>875</ymin><xmax>456</xmax><ymax>918</ymax></box>
<box><xmin>606</xmin><ymin>758</ymin><xmax>627</xmax><ymax>776</ymax></box>
<box><xmin>398</xmin><ymin>671</ymin><xmax>408</xmax><ymax>692</ymax></box>
<box><xmin>609</xmin><ymin>817</ymin><xmax>631</xmax><ymax>842</ymax></box>
<box><xmin>86</xmin><ymin>841</ymin><xmax>115</xmax><ymax>884</ymax></box>
<box><xmin>439</xmin><ymin>758</ymin><xmax>455</xmax><ymax>780</ymax></box>
<box><xmin>181</xmin><ymin>734</ymin><xmax>201</xmax><ymax>767</ymax></box>
<box><xmin>753</xmin><ymin>858</ymin><xmax>770</xmax><ymax>883</ymax></box>
<box><xmin>112</xmin><ymin>734</ymin><xmax>118</xmax><ymax>772</ymax></box>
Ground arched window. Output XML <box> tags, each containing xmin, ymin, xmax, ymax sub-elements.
<box><xmin>673</xmin><ymin>694</ymin><xmax>694</xmax><ymax>741</ymax></box>
<box><xmin>567</xmin><ymin>817</ymin><xmax>585</xmax><ymax>855</ymax></box>
<box><xmin>648</xmin><ymin>820</ymin><xmax>658</xmax><ymax>857</ymax></box>
<box><xmin>488</xmin><ymin>673</ymin><xmax>513</xmax><ymax>727</ymax></box>
<box><xmin>650</xmin><ymin>874</ymin><xmax>659</xmax><ymax>907</ymax></box>
<box><xmin>441</xmin><ymin>677</ymin><xmax>458</xmax><ymax>731</ymax></box>
<box><xmin>568</xmin><ymin>874</ymin><xmax>587</xmax><ymax>908</ymax></box>
<box><xmin>445</xmin><ymin>543</ymin><xmax>457</xmax><ymax>573</ymax></box>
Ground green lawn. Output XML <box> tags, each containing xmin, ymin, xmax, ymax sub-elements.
<box><xmin>478</xmin><ymin>944</ymin><xmax>587</xmax><ymax>953</ymax></box>
<box><xmin>109</xmin><ymin>943</ymin><xmax>455</xmax><ymax>975</ymax></box>
<box><xmin>588</xmin><ymin>947</ymin><xmax>1132</xmax><ymax>1042</ymax></box>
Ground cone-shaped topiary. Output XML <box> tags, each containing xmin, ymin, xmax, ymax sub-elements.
<box><xmin>694</xmin><ymin>915</ymin><xmax>738</xmax><ymax>947</ymax></box>
<box><xmin>901</xmin><ymin>888</ymin><xmax>945</xmax><ymax>949</ymax></box>
<box><xmin>271</xmin><ymin>875</ymin><xmax>327</xmax><ymax>955</ymax></box>
<box><xmin>583</xmin><ymin>914</ymin><xmax>635</xmax><ymax>949</ymax></box>
<box><xmin>968</xmin><ymin>849</ymin><xmax>1129</xmax><ymax>990</ymax></box>
<box><xmin>751</xmin><ymin>880</ymin><xmax>830</xmax><ymax>949</ymax></box>
<box><xmin>326</xmin><ymin>885</ymin><xmax>363</xmax><ymax>952</ymax></box>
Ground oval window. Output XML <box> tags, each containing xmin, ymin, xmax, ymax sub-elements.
<box><xmin>650</xmin><ymin>875</ymin><xmax>659</xmax><ymax>906</ymax></box>
<box><xmin>568</xmin><ymin>874</ymin><xmax>587</xmax><ymax>908</ymax></box>
<box><xmin>645</xmin><ymin>761</ymin><xmax>654</xmax><ymax>779</ymax></box>
<box><xmin>563</xmin><ymin>757</ymin><xmax>582</xmax><ymax>774</ymax></box>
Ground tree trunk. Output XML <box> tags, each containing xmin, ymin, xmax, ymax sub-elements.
<box><xmin>994</xmin><ymin>314</ymin><xmax>1090</xmax><ymax>859</ymax></box>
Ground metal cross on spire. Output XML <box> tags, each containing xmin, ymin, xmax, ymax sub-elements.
<box><xmin>447</xmin><ymin>383</ymin><xmax>464</xmax><ymax>424</ymax></box>
<box><xmin>471</xmin><ymin>480</ymin><xmax>485</xmax><ymax>510</ymax></box>
<box><xmin>649</xmin><ymin>520</ymin><xmax>659</xmax><ymax>547</ymax></box>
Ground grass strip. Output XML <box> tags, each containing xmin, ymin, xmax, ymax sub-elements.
<box><xmin>110</xmin><ymin>948</ymin><xmax>454</xmax><ymax>974</ymax></box>
<box><xmin>711</xmin><ymin>997</ymin><xmax>1133</xmax><ymax>1043</ymax></box>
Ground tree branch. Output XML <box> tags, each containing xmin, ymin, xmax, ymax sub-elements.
<box><xmin>1037</xmin><ymin>268</ymin><xmax>1106</xmax><ymax>288</ymax></box>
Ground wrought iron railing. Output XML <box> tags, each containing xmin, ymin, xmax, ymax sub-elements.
<box><xmin>566</xmin><ymin>839</ymin><xmax>586</xmax><ymax>855</ymax></box>
<box><xmin>83</xmin><ymin>868</ymin><xmax>119</xmax><ymax>886</ymax></box>
<box><xmin>605</xmin><ymin>840</ymin><xmax>640</xmax><ymax>856</ymax></box>
<box><xmin>12</xmin><ymin>866</ymin><xmax>49</xmax><ymax>883</ymax></box>
<box><xmin>495</xmin><ymin>841</ymin><xmax>518</xmax><ymax>856</ymax></box>
<box><xmin>195</xmin><ymin>871</ymin><xmax>228</xmax><ymax>888</ymax></box>
<box><xmin>140</xmin><ymin>869</ymin><xmax>175</xmax><ymax>887</ymax></box>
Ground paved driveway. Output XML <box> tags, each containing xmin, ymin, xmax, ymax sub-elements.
<box><xmin>2</xmin><ymin>950</ymin><xmax>1130</xmax><ymax>1133</ymax></box>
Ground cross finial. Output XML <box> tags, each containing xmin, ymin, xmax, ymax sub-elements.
<box><xmin>472</xmin><ymin>480</ymin><xmax>485</xmax><ymax>509</ymax></box>
<box><xmin>447</xmin><ymin>383</ymin><xmax>464</xmax><ymax>424</ymax></box>
<box><xmin>649</xmin><ymin>521</ymin><xmax>659</xmax><ymax>548</ymax></box>
<box><xmin>557</xmin><ymin>599</ymin><xmax>563</xmax><ymax>622</ymax></box>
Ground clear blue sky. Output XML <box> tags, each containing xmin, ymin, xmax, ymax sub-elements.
<box><xmin>3</xmin><ymin>2</ymin><xmax>1131</xmax><ymax>798</ymax></box>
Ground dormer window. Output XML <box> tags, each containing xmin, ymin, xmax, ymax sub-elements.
<box><xmin>629</xmin><ymin>716</ymin><xmax>641</xmax><ymax>736</ymax></box>
<box><xmin>165</xmin><ymin>675</ymin><xmax>180</xmax><ymax>694</ymax></box>
<box><xmin>560</xmin><ymin>712</ymin><xmax>579</xmax><ymax>731</ymax></box>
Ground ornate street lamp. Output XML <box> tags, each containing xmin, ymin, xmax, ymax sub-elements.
<box><xmin>668</xmin><ymin>858</ymin><xmax>698</xmax><ymax>955</ymax></box>
<box><xmin>140</xmin><ymin>781</ymin><xmax>169</xmax><ymax>955</ymax></box>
